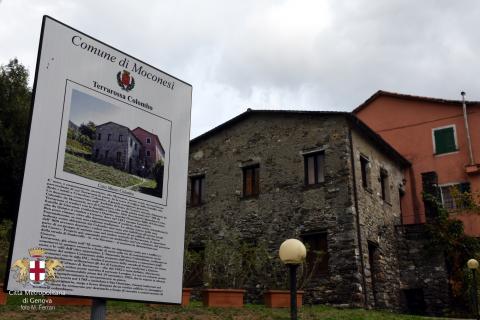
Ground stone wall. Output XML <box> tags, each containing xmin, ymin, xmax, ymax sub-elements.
<box><xmin>396</xmin><ymin>225</ymin><xmax>450</xmax><ymax>315</ymax></box>
<box><xmin>186</xmin><ymin>112</ymin><xmax>406</xmax><ymax>308</ymax></box>
<box><xmin>93</xmin><ymin>122</ymin><xmax>140</xmax><ymax>173</ymax></box>
<box><xmin>350</xmin><ymin>129</ymin><xmax>404</xmax><ymax>309</ymax></box>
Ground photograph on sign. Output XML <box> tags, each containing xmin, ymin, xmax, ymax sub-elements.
<box><xmin>56</xmin><ymin>81</ymin><xmax>172</xmax><ymax>202</ymax></box>
<box><xmin>6</xmin><ymin>16</ymin><xmax>191</xmax><ymax>304</ymax></box>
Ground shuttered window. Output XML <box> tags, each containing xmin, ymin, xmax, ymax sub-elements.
<box><xmin>433</xmin><ymin>126</ymin><xmax>457</xmax><ymax>154</ymax></box>
<box><xmin>243</xmin><ymin>164</ymin><xmax>260</xmax><ymax>197</ymax></box>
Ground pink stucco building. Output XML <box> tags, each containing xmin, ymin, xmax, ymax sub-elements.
<box><xmin>354</xmin><ymin>90</ymin><xmax>480</xmax><ymax>236</ymax></box>
<box><xmin>132</xmin><ymin>127</ymin><xmax>165</xmax><ymax>171</ymax></box>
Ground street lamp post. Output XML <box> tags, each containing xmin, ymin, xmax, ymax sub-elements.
<box><xmin>468</xmin><ymin>258</ymin><xmax>479</xmax><ymax>320</ymax></box>
<box><xmin>279</xmin><ymin>239</ymin><xmax>307</xmax><ymax>320</ymax></box>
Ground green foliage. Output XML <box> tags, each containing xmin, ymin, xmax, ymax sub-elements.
<box><xmin>79</xmin><ymin>121</ymin><xmax>96</xmax><ymax>140</ymax></box>
<box><xmin>0</xmin><ymin>219</ymin><xmax>13</xmax><ymax>281</ymax></box>
<box><xmin>152</xmin><ymin>160</ymin><xmax>164</xmax><ymax>191</ymax></box>
<box><xmin>247</xmin><ymin>241</ymin><xmax>288</xmax><ymax>290</ymax></box>
<box><xmin>183</xmin><ymin>248</ymin><xmax>203</xmax><ymax>286</ymax></box>
<box><xmin>67</xmin><ymin>121</ymin><xmax>95</xmax><ymax>151</ymax></box>
<box><xmin>0</xmin><ymin>59</ymin><xmax>31</xmax><ymax>221</ymax></box>
<box><xmin>203</xmin><ymin>237</ymin><xmax>248</xmax><ymax>288</ymax></box>
<box><xmin>67</xmin><ymin>127</ymin><xmax>77</xmax><ymax>140</ymax></box>
<box><xmin>251</xmin><ymin>241</ymin><xmax>326</xmax><ymax>290</ymax></box>
<box><xmin>0</xmin><ymin>301</ymin><xmax>434</xmax><ymax>319</ymax></box>
<box><xmin>66</xmin><ymin>138</ymin><xmax>91</xmax><ymax>155</ymax></box>
<box><xmin>152</xmin><ymin>160</ymin><xmax>164</xmax><ymax>177</ymax></box>
<box><xmin>423</xmin><ymin>190</ymin><xmax>480</xmax><ymax>304</ymax></box>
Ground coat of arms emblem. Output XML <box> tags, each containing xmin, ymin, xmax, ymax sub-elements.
<box><xmin>11</xmin><ymin>248</ymin><xmax>63</xmax><ymax>286</ymax></box>
<box><xmin>117</xmin><ymin>70</ymin><xmax>135</xmax><ymax>91</ymax></box>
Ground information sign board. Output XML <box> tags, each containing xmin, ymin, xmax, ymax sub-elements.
<box><xmin>7</xmin><ymin>16</ymin><xmax>192</xmax><ymax>303</ymax></box>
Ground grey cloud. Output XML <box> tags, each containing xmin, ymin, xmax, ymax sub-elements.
<box><xmin>1</xmin><ymin>0</ymin><xmax>480</xmax><ymax>138</ymax></box>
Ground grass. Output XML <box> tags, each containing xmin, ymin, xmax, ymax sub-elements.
<box><xmin>132</xmin><ymin>178</ymin><xmax>157</xmax><ymax>190</ymax></box>
<box><xmin>0</xmin><ymin>300</ymin><xmax>445</xmax><ymax>320</ymax></box>
<box><xmin>65</xmin><ymin>138</ymin><xmax>91</xmax><ymax>155</ymax></box>
<box><xmin>63</xmin><ymin>153</ymin><xmax>142</xmax><ymax>188</ymax></box>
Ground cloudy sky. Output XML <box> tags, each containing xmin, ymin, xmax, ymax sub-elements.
<box><xmin>1</xmin><ymin>0</ymin><xmax>479</xmax><ymax>138</ymax></box>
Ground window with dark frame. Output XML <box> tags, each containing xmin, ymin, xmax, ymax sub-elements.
<box><xmin>95</xmin><ymin>149</ymin><xmax>99</xmax><ymax>158</ymax></box>
<box><xmin>107</xmin><ymin>133</ymin><xmax>111</xmax><ymax>141</ymax></box>
<box><xmin>119</xmin><ymin>134</ymin><xmax>123</xmax><ymax>142</ymax></box>
<box><xmin>360</xmin><ymin>155</ymin><xmax>370</xmax><ymax>189</ymax></box>
<box><xmin>243</xmin><ymin>164</ymin><xmax>260</xmax><ymax>197</ymax></box>
<box><xmin>190</xmin><ymin>175</ymin><xmax>205</xmax><ymax>206</ymax></box>
<box><xmin>105</xmin><ymin>150</ymin><xmax>109</xmax><ymax>158</ymax></box>
<box><xmin>301</xmin><ymin>232</ymin><xmax>329</xmax><ymax>276</ymax></box>
<box><xmin>146</xmin><ymin>150</ymin><xmax>151</xmax><ymax>157</ymax></box>
<box><xmin>380</xmin><ymin>169</ymin><xmax>390</xmax><ymax>203</ymax></box>
<box><xmin>97</xmin><ymin>133</ymin><xmax>101</xmax><ymax>140</ymax></box>
<box><xmin>146</xmin><ymin>137</ymin><xmax>151</xmax><ymax>144</ymax></box>
<box><xmin>304</xmin><ymin>151</ymin><xmax>325</xmax><ymax>185</ymax></box>
<box><xmin>116</xmin><ymin>151</ymin><xmax>121</xmax><ymax>162</ymax></box>
<box><xmin>433</xmin><ymin>126</ymin><xmax>457</xmax><ymax>155</ymax></box>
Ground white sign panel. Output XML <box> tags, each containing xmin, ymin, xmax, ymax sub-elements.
<box><xmin>7</xmin><ymin>16</ymin><xmax>191</xmax><ymax>303</ymax></box>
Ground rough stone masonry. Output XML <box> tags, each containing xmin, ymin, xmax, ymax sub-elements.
<box><xmin>185</xmin><ymin>110</ymin><xmax>446</xmax><ymax>313</ymax></box>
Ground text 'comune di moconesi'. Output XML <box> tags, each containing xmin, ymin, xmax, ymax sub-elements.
<box><xmin>71</xmin><ymin>35</ymin><xmax>175</xmax><ymax>90</ymax></box>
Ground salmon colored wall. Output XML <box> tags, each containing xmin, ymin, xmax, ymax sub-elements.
<box><xmin>356</xmin><ymin>95</ymin><xmax>480</xmax><ymax>236</ymax></box>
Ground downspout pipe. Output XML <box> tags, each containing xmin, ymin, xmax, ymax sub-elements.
<box><xmin>348</xmin><ymin>128</ymin><xmax>369</xmax><ymax>307</ymax></box>
<box><xmin>461</xmin><ymin>91</ymin><xmax>475</xmax><ymax>166</ymax></box>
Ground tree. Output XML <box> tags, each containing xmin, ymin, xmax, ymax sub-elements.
<box><xmin>0</xmin><ymin>59</ymin><xmax>31</xmax><ymax>221</ymax></box>
<box><xmin>152</xmin><ymin>160</ymin><xmax>164</xmax><ymax>197</ymax></box>
<box><xmin>79</xmin><ymin>121</ymin><xmax>96</xmax><ymax>140</ymax></box>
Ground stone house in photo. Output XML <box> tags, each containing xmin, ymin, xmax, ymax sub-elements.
<box><xmin>132</xmin><ymin>127</ymin><xmax>165</xmax><ymax>171</ymax></box>
<box><xmin>93</xmin><ymin>122</ymin><xmax>142</xmax><ymax>173</ymax></box>
<box><xmin>185</xmin><ymin>109</ymin><xmax>412</xmax><ymax>310</ymax></box>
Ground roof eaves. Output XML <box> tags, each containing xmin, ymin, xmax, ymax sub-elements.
<box><xmin>346</xmin><ymin>114</ymin><xmax>411</xmax><ymax>168</ymax></box>
<box><xmin>190</xmin><ymin>109</ymin><xmax>348</xmax><ymax>145</ymax></box>
<box><xmin>353</xmin><ymin>90</ymin><xmax>480</xmax><ymax>114</ymax></box>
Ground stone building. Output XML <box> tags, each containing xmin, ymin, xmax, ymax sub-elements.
<box><xmin>186</xmin><ymin>109</ymin><xmax>411</xmax><ymax>310</ymax></box>
<box><xmin>93</xmin><ymin>121</ymin><xmax>141</xmax><ymax>173</ymax></box>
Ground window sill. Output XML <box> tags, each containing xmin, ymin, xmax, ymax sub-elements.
<box><xmin>302</xmin><ymin>183</ymin><xmax>325</xmax><ymax>191</ymax></box>
<box><xmin>241</xmin><ymin>195</ymin><xmax>259</xmax><ymax>200</ymax></box>
<box><xmin>434</xmin><ymin>150</ymin><xmax>459</xmax><ymax>157</ymax></box>
<box><xmin>188</xmin><ymin>203</ymin><xmax>205</xmax><ymax>208</ymax></box>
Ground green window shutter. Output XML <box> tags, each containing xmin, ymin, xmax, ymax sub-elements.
<box><xmin>434</xmin><ymin>127</ymin><xmax>456</xmax><ymax>154</ymax></box>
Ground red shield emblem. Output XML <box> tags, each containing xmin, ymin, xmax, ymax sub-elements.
<box><xmin>29</xmin><ymin>258</ymin><xmax>46</xmax><ymax>285</ymax></box>
<box><xmin>117</xmin><ymin>70</ymin><xmax>135</xmax><ymax>91</ymax></box>
<box><xmin>122</xmin><ymin>72</ymin><xmax>131</xmax><ymax>86</ymax></box>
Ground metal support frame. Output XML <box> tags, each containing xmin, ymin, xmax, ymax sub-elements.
<box><xmin>90</xmin><ymin>298</ymin><xmax>106</xmax><ymax>320</ymax></box>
